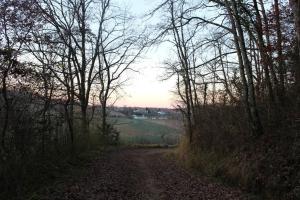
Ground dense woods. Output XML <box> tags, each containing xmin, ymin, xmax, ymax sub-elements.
<box><xmin>0</xmin><ymin>0</ymin><xmax>147</xmax><ymax>198</ymax></box>
<box><xmin>151</xmin><ymin>0</ymin><xmax>300</xmax><ymax>199</ymax></box>
<box><xmin>0</xmin><ymin>0</ymin><xmax>300</xmax><ymax>199</ymax></box>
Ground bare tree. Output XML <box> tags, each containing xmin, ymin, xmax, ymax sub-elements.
<box><xmin>37</xmin><ymin>0</ymin><xmax>102</xmax><ymax>140</ymax></box>
<box><xmin>95</xmin><ymin>0</ymin><xmax>147</xmax><ymax>137</ymax></box>
<box><xmin>0</xmin><ymin>0</ymin><xmax>38</xmax><ymax>150</ymax></box>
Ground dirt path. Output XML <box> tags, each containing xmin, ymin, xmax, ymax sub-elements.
<box><xmin>38</xmin><ymin>148</ymin><xmax>247</xmax><ymax>200</ymax></box>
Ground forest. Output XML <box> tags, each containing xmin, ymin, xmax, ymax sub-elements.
<box><xmin>0</xmin><ymin>0</ymin><xmax>300</xmax><ymax>199</ymax></box>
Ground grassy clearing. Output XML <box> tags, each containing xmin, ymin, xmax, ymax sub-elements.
<box><xmin>109</xmin><ymin>117</ymin><xmax>182</xmax><ymax>145</ymax></box>
<box><xmin>143</xmin><ymin>119</ymin><xmax>183</xmax><ymax>130</ymax></box>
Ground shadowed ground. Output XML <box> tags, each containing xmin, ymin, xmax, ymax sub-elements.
<box><xmin>37</xmin><ymin>148</ymin><xmax>247</xmax><ymax>200</ymax></box>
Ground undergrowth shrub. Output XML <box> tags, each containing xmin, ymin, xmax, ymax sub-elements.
<box><xmin>177</xmin><ymin>104</ymin><xmax>300</xmax><ymax>200</ymax></box>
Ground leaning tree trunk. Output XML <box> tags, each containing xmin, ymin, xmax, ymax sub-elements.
<box><xmin>253</xmin><ymin>0</ymin><xmax>276</xmax><ymax>104</ymax></box>
<box><xmin>227</xmin><ymin>0</ymin><xmax>264</xmax><ymax>137</ymax></box>
<box><xmin>170</xmin><ymin>1</ymin><xmax>194</xmax><ymax>144</ymax></box>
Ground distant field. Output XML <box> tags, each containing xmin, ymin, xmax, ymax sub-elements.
<box><xmin>143</xmin><ymin>119</ymin><xmax>183</xmax><ymax>130</ymax></box>
<box><xmin>108</xmin><ymin>117</ymin><xmax>183</xmax><ymax>145</ymax></box>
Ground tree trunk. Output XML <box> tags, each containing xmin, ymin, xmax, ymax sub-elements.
<box><xmin>203</xmin><ymin>83</ymin><xmax>208</xmax><ymax>106</ymax></box>
<box><xmin>101</xmin><ymin>100</ymin><xmax>107</xmax><ymax>135</ymax></box>
<box><xmin>218</xmin><ymin>41</ymin><xmax>237</xmax><ymax>103</ymax></box>
<box><xmin>274</xmin><ymin>0</ymin><xmax>286</xmax><ymax>102</ymax></box>
<box><xmin>81</xmin><ymin>105</ymin><xmax>89</xmax><ymax>146</ymax></box>
<box><xmin>227</xmin><ymin>0</ymin><xmax>264</xmax><ymax>137</ymax></box>
<box><xmin>1</xmin><ymin>70</ymin><xmax>9</xmax><ymax>150</ymax></box>
<box><xmin>67</xmin><ymin>47</ymin><xmax>75</xmax><ymax>153</ymax></box>
<box><xmin>290</xmin><ymin>0</ymin><xmax>300</xmax><ymax>109</ymax></box>
<box><xmin>253</xmin><ymin>0</ymin><xmax>276</xmax><ymax>104</ymax></box>
<box><xmin>65</xmin><ymin>87</ymin><xmax>74</xmax><ymax>153</ymax></box>
<box><xmin>170</xmin><ymin>1</ymin><xmax>194</xmax><ymax>144</ymax></box>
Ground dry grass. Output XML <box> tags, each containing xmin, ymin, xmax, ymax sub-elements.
<box><xmin>176</xmin><ymin>132</ymin><xmax>300</xmax><ymax>200</ymax></box>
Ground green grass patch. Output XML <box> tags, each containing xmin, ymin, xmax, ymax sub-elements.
<box><xmin>109</xmin><ymin>117</ymin><xmax>181</xmax><ymax>145</ymax></box>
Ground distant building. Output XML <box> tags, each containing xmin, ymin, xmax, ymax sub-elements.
<box><xmin>157</xmin><ymin>111</ymin><xmax>166</xmax><ymax>115</ymax></box>
<box><xmin>132</xmin><ymin>115</ymin><xmax>147</xmax><ymax>119</ymax></box>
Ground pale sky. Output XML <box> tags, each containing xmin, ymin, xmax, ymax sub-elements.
<box><xmin>113</xmin><ymin>0</ymin><xmax>177</xmax><ymax>108</ymax></box>
<box><xmin>116</xmin><ymin>49</ymin><xmax>177</xmax><ymax>108</ymax></box>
